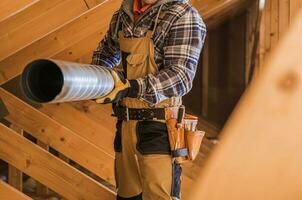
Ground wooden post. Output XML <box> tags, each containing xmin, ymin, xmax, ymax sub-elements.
<box><xmin>8</xmin><ymin>124</ymin><xmax>23</xmax><ymax>191</ymax></box>
<box><xmin>202</xmin><ymin>39</ymin><xmax>209</xmax><ymax>117</ymax></box>
<box><xmin>36</xmin><ymin>141</ymin><xmax>49</xmax><ymax>196</ymax></box>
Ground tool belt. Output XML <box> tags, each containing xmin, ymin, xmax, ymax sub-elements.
<box><xmin>113</xmin><ymin>105</ymin><xmax>205</xmax><ymax>164</ymax></box>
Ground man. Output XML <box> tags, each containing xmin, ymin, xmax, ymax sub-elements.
<box><xmin>92</xmin><ymin>0</ymin><xmax>206</xmax><ymax>199</ymax></box>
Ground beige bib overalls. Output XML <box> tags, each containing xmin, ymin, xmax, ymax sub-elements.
<box><xmin>114</xmin><ymin>5</ymin><xmax>182</xmax><ymax>200</ymax></box>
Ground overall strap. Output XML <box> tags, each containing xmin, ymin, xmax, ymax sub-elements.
<box><xmin>151</xmin><ymin>4</ymin><xmax>164</xmax><ymax>37</ymax></box>
<box><xmin>114</xmin><ymin>11</ymin><xmax>122</xmax><ymax>39</ymax></box>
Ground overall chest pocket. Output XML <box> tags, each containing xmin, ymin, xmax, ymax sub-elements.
<box><xmin>126</xmin><ymin>54</ymin><xmax>155</xmax><ymax>79</ymax></box>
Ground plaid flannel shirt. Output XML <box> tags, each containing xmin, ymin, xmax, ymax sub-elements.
<box><xmin>92</xmin><ymin>0</ymin><xmax>206</xmax><ymax>105</ymax></box>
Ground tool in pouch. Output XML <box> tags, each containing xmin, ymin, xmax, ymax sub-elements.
<box><xmin>165</xmin><ymin>105</ymin><xmax>205</xmax><ymax>164</ymax></box>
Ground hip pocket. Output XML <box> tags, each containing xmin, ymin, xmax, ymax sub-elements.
<box><xmin>136</xmin><ymin>121</ymin><xmax>171</xmax><ymax>155</ymax></box>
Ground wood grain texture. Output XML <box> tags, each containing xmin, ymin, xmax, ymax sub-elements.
<box><xmin>0</xmin><ymin>0</ymin><xmax>88</xmax><ymax>61</ymax></box>
<box><xmin>8</xmin><ymin>125</ymin><xmax>23</xmax><ymax>191</ymax></box>
<box><xmin>0</xmin><ymin>0</ymin><xmax>121</xmax><ymax>85</ymax></box>
<box><xmin>0</xmin><ymin>0</ymin><xmax>36</xmax><ymax>21</ymax></box>
<box><xmin>0</xmin><ymin>88</ymin><xmax>116</xmax><ymax>185</ymax></box>
<box><xmin>0</xmin><ymin>123</ymin><xmax>115</xmax><ymax>200</ymax></box>
<box><xmin>0</xmin><ymin>181</ymin><xmax>32</xmax><ymax>200</ymax></box>
<box><xmin>189</xmin><ymin>9</ymin><xmax>302</xmax><ymax>200</ymax></box>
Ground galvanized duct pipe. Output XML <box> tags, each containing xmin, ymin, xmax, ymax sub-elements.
<box><xmin>21</xmin><ymin>59</ymin><xmax>115</xmax><ymax>103</ymax></box>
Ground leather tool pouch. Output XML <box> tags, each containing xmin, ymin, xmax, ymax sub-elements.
<box><xmin>165</xmin><ymin>107</ymin><xmax>205</xmax><ymax>164</ymax></box>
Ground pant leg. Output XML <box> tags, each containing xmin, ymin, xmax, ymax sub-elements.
<box><xmin>114</xmin><ymin>120</ymin><xmax>142</xmax><ymax>198</ymax></box>
<box><xmin>137</xmin><ymin>154</ymin><xmax>173</xmax><ymax>200</ymax></box>
<box><xmin>135</xmin><ymin>120</ymin><xmax>182</xmax><ymax>200</ymax></box>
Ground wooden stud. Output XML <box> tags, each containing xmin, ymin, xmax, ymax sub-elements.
<box><xmin>202</xmin><ymin>39</ymin><xmax>209</xmax><ymax>117</ymax></box>
<box><xmin>36</xmin><ymin>141</ymin><xmax>49</xmax><ymax>197</ymax></box>
<box><xmin>0</xmin><ymin>123</ymin><xmax>115</xmax><ymax>200</ymax></box>
<box><xmin>8</xmin><ymin>124</ymin><xmax>23</xmax><ymax>191</ymax></box>
<box><xmin>278</xmin><ymin>0</ymin><xmax>290</xmax><ymax>39</ymax></box>
<box><xmin>270</xmin><ymin>0</ymin><xmax>279</xmax><ymax>49</ymax></box>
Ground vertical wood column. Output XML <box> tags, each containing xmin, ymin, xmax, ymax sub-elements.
<box><xmin>8</xmin><ymin>124</ymin><xmax>23</xmax><ymax>191</ymax></box>
<box><xmin>36</xmin><ymin>141</ymin><xmax>49</xmax><ymax>196</ymax></box>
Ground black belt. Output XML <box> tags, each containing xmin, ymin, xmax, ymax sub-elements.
<box><xmin>113</xmin><ymin>106</ymin><xmax>166</xmax><ymax>121</ymax></box>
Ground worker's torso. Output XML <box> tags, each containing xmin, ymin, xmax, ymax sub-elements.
<box><xmin>117</xmin><ymin>5</ymin><xmax>182</xmax><ymax>108</ymax></box>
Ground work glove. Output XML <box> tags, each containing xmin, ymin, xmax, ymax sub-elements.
<box><xmin>95</xmin><ymin>70</ymin><xmax>131</xmax><ymax>104</ymax></box>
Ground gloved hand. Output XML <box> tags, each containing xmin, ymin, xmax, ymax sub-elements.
<box><xmin>96</xmin><ymin>70</ymin><xmax>130</xmax><ymax>104</ymax></box>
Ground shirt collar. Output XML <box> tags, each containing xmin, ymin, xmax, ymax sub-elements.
<box><xmin>133</xmin><ymin>0</ymin><xmax>153</xmax><ymax>15</ymax></box>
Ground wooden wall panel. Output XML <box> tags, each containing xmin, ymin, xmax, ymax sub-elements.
<box><xmin>0</xmin><ymin>123</ymin><xmax>115</xmax><ymax>200</ymax></box>
<box><xmin>259</xmin><ymin>0</ymin><xmax>302</xmax><ymax>69</ymax></box>
<box><xmin>189</xmin><ymin>9</ymin><xmax>302</xmax><ymax>200</ymax></box>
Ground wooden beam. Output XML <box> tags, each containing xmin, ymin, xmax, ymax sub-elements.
<box><xmin>0</xmin><ymin>181</ymin><xmax>32</xmax><ymax>200</ymax></box>
<box><xmin>8</xmin><ymin>125</ymin><xmax>23</xmax><ymax>191</ymax></box>
<box><xmin>194</xmin><ymin>0</ymin><xmax>250</xmax><ymax>27</ymax></box>
<box><xmin>0</xmin><ymin>123</ymin><xmax>115</xmax><ymax>200</ymax></box>
<box><xmin>35</xmin><ymin>141</ymin><xmax>49</xmax><ymax>197</ymax></box>
<box><xmin>0</xmin><ymin>0</ymin><xmax>121</xmax><ymax>85</ymax></box>
<box><xmin>0</xmin><ymin>0</ymin><xmax>89</xmax><ymax>61</ymax></box>
<box><xmin>0</xmin><ymin>0</ymin><xmax>36</xmax><ymax>21</ymax></box>
<box><xmin>83</xmin><ymin>0</ymin><xmax>106</xmax><ymax>9</ymax></box>
<box><xmin>0</xmin><ymin>88</ymin><xmax>115</xmax><ymax>185</ymax></box>
<box><xmin>39</xmin><ymin>102</ymin><xmax>116</xmax><ymax>155</ymax></box>
<box><xmin>53</xmin><ymin>28</ymin><xmax>105</xmax><ymax>62</ymax></box>
<box><xmin>189</xmin><ymin>9</ymin><xmax>302</xmax><ymax>200</ymax></box>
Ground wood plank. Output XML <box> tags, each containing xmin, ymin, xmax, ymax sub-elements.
<box><xmin>202</xmin><ymin>39</ymin><xmax>209</xmax><ymax>117</ymax></box>
<box><xmin>290</xmin><ymin>0</ymin><xmax>302</xmax><ymax>24</ymax></box>
<box><xmin>0</xmin><ymin>88</ymin><xmax>115</xmax><ymax>185</ymax></box>
<box><xmin>0</xmin><ymin>0</ymin><xmax>61</xmax><ymax>37</ymax></box>
<box><xmin>53</xmin><ymin>28</ymin><xmax>105</xmax><ymax>62</ymax></box>
<box><xmin>39</xmin><ymin>103</ymin><xmax>116</xmax><ymax>154</ymax></box>
<box><xmin>265</xmin><ymin>0</ymin><xmax>272</xmax><ymax>57</ymax></box>
<box><xmin>189</xmin><ymin>9</ymin><xmax>302</xmax><ymax>200</ymax></box>
<box><xmin>0</xmin><ymin>0</ymin><xmax>36</xmax><ymax>21</ymax></box>
<box><xmin>36</xmin><ymin>141</ymin><xmax>49</xmax><ymax>196</ymax></box>
<box><xmin>0</xmin><ymin>0</ymin><xmax>88</xmax><ymax>61</ymax></box>
<box><xmin>278</xmin><ymin>0</ymin><xmax>290</xmax><ymax>38</ymax></box>
<box><xmin>0</xmin><ymin>181</ymin><xmax>32</xmax><ymax>200</ymax></box>
<box><xmin>0</xmin><ymin>0</ymin><xmax>121</xmax><ymax>85</ymax></box>
<box><xmin>270</xmin><ymin>0</ymin><xmax>279</xmax><ymax>49</ymax></box>
<box><xmin>8</xmin><ymin>125</ymin><xmax>23</xmax><ymax>191</ymax></box>
<box><xmin>83</xmin><ymin>0</ymin><xmax>106</xmax><ymax>9</ymax></box>
<box><xmin>0</xmin><ymin>123</ymin><xmax>115</xmax><ymax>200</ymax></box>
